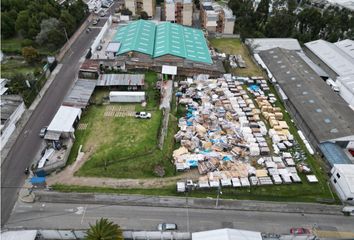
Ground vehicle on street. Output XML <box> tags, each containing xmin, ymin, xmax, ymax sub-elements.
<box><xmin>135</xmin><ymin>112</ymin><xmax>151</xmax><ymax>119</ymax></box>
<box><xmin>39</xmin><ymin>126</ymin><xmax>47</xmax><ymax>138</ymax></box>
<box><xmin>290</xmin><ymin>228</ymin><xmax>311</xmax><ymax>235</ymax></box>
<box><xmin>157</xmin><ymin>223</ymin><xmax>177</xmax><ymax>231</ymax></box>
<box><xmin>342</xmin><ymin>206</ymin><xmax>354</xmax><ymax>216</ymax></box>
<box><xmin>92</xmin><ymin>20</ymin><xmax>98</xmax><ymax>25</ymax></box>
<box><xmin>100</xmin><ymin>11</ymin><xmax>106</xmax><ymax>17</ymax></box>
<box><xmin>24</xmin><ymin>167</ymin><xmax>29</xmax><ymax>175</ymax></box>
<box><xmin>96</xmin><ymin>45</ymin><xmax>102</xmax><ymax>51</ymax></box>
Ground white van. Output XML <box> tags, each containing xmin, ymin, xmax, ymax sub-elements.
<box><xmin>326</xmin><ymin>79</ymin><xmax>340</xmax><ymax>92</ymax></box>
<box><xmin>342</xmin><ymin>206</ymin><xmax>354</xmax><ymax>216</ymax></box>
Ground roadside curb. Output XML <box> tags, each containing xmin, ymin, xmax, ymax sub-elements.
<box><xmin>35</xmin><ymin>191</ymin><xmax>343</xmax><ymax>216</ymax></box>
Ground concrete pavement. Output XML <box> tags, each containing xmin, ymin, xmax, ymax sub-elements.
<box><xmin>35</xmin><ymin>191</ymin><xmax>344</xmax><ymax>215</ymax></box>
<box><xmin>5</xmin><ymin>201</ymin><xmax>354</xmax><ymax>234</ymax></box>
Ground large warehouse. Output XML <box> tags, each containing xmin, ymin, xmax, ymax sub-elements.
<box><xmin>103</xmin><ymin>20</ymin><xmax>224</xmax><ymax>76</ymax></box>
<box><xmin>259</xmin><ymin>48</ymin><xmax>354</xmax><ymax>164</ymax></box>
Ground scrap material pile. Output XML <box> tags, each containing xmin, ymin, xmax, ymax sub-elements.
<box><xmin>173</xmin><ymin>75</ymin><xmax>313</xmax><ymax>189</ymax></box>
<box><xmin>229</xmin><ymin>54</ymin><xmax>246</xmax><ymax>68</ymax></box>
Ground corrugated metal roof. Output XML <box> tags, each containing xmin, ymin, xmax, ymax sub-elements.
<box><xmin>305</xmin><ymin>39</ymin><xmax>354</xmax><ymax>77</ymax></box>
<box><xmin>297</xmin><ymin>52</ymin><xmax>329</xmax><ymax>78</ymax></box>
<box><xmin>246</xmin><ymin>38</ymin><xmax>302</xmax><ymax>53</ymax></box>
<box><xmin>320</xmin><ymin>142</ymin><xmax>352</xmax><ymax>167</ymax></box>
<box><xmin>113</xmin><ymin>20</ymin><xmax>212</xmax><ymax>64</ymax></box>
<box><xmin>97</xmin><ymin>74</ymin><xmax>144</xmax><ymax>86</ymax></box>
<box><xmin>63</xmin><ymin>79</ymin><xmax>97</xmax><ymax>109</ymax></box>
<box><xmin>335</xmin><ymin>39</ymin><xmax>354</xmax><ymax>59</ymax></box>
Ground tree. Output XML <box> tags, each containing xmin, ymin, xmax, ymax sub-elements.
<box><xmin>255</xmin><ymin>0</ymin><xmax>270</xmax><ymax>25</ymax></box>
<box><xmin>265</xmin><ymin>12</ymin><xmax>296</xmax><ymax>37</ymax></box>
<box><xmin>15</xmin><ymin>10</ymin><xmax>30</xmax><ymax>37</ymax></box>
<box><xmin>36</xmin><ymin>18</ymin><xmax>64</xmax><ymax>48</ymax></box>
<box><xmin>86</xmin><ymin>218</ymin><xmax>123</xmax><ymax>240</ymax></box>
<box><xmin>60</xmin><ymin>10</ymin><xmax>76</xmax><ymax>35</ymax></box>
<box><xmin>22</xmin><ymin>46</ymin><xmax>39</xmax><ymax>64</ymax></box>
<box><xmin>140</xmin><ymin>11</ymin><xmax>149</xmax><ymax>20</ymax></box>
<box><xmin>1</xmin><ymin>11</ymin><xmax>17</xmax><ymax>38</ymax></box>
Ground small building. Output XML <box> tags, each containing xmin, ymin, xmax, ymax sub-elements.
<box><xmin>79</xmin><ymin>59</ymin><xmax>100</xmax><ymax>79</ymax></box>
<box><xmin>330</xmin><ymin>164</ymin><xmax>354</xmax><ymax>205</ymax></box>
<box><xmin>97</xmin><ymin>74</ymin><xmax>145</xmax><ymax>90</ymax></box>
<box><xmin>200</xmin><ymin>1</ymin><xmax>235</xmax><ymax>34</ymax></box>
<box><xmin>125</xmin><ymin>0</ymin><xmax>156</xmax><ymax>17</ymax></box>
<box><xmin>1</xmin><ymin>95</ymin><xmax>26</xmax><ymax>150</ymax></box>
<box><xmin>45</xmin><ymin>106</ymin><xmax>82</xmax><ymax>141</ymax></box>
<box><xmin>109</xmin><ymin>91</ymin><xmax>145</xmax><ymax>103</ymax></box>
<box><xmin>63</xmin><ymin>79</ymin><xmax>97</xmax><ymax>109</ymax></box>
<box><xmin>164</xmin><ymin>0</ymin><xmax>193</xmax><ymax>26</ymax></box>
<box><xmin>192</xmin><ymin>228</ymin><xmax>262</xmax><ymax>240</ymax></box>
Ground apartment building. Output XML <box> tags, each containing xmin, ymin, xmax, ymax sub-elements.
<box><xmin>164</xmin><ymin>0</ymin><xmax>193</xmax><ymax>26</ymax></box>
<box><xmin>200</xmin><ymin>1</ymin><xmax>235</xmax><ymax>34</ymax></box>
<box><xmin>125</xmin><ymin>0</ymin><xmax>156</xmax><ymax>17</ymax></box>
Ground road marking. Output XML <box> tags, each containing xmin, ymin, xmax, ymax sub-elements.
<box><xmin>81</xmin><ymin>205</ymin><xmax>88</xmax><ymax>224</ymax></box>
<box><xmin>140</xmin><ymin>218</ymin><xmax>164</xmax><ymax>222</ymax></box>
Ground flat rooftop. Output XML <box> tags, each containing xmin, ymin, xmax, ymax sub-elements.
<box><xmin>259</xmin><ymin>48</ymin><xmax>354</xmax><ymax>143</ymax></box>
<box><xmin>305</xmin><ymin>39</ymin><xmax>354</xmax><ymax>77</ymax></box>
<box><xmin>63</xmin><ymin>79</ymin><xmax>97</xmax><ymax>109</ymax></box>
<box><xmin>246</xmin><ymin>38</ymin><xmax>302</xmax><ymax>53</ymax></box>
<box><xmin>0</xmin><ymin>95</ymin><xmax>23</xmax><ymax>124</ymax></box>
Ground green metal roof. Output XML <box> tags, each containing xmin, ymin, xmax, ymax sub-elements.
<box><xmin>113</xmin><ymin>20</ymin><xmax>212</xmax><ymax>64</ymax></box>
<box><xmin>113</xmin><ymin>20</ymin><xmax>156</xmax><ymax>56</ymax></box>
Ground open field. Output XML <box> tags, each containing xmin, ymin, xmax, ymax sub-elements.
<box><xmin>1</xmin><ymin>38</ymin><xmax>55</xmax><ymax>55</ymax></box>
<box><xmin>209</xmin><ymin>38</ymin><xmax>264</xmax><ymax>77</ymax></box>
<box><xmin>68</xmin><ymin>72</ymin><xmax>177</xmax><ymax>179</ymax></box>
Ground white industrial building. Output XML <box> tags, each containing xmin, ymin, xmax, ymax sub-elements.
<box><xmin>330</xmin><ymin>164</ymin><xmax>354</xmax><ymax>205</ymax></box>
<box><xmin>336</xmin><ymin>74</ymin><xmax>354</xmax><ymax>108</ymax></box>
<box><xmin>335</xmin><ymin>39</ymin><xmax>354</xmax><ymax>59</ymax></box>
<box><xmin>45</xmin><ymin>106</ymin><xmax>82</xmax><ymax>140</ymax></box>
<box><xmin>109</xmin><ymin>91</ymin><xmax>145</xmax><ymax>103</ymax></box>
<box><xmin>192</xmin><ymin>228</ymin><xmax>262</xmax><ymax>240</ymax></box>
<box><xmin>245</xmin><ymin>38</ymin><xmax>302</xmax><ymax>53</ymax></box>
<box><xmin>1</xmin><ymin>95</ymin><xmax>26</xmax><ymax>151</ymax></box>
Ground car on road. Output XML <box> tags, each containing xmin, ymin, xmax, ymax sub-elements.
<box><xmin>39</xmin><ymin>126</ymin><xmax>47</xmax><ymax>138</ymax></box>
<box><xmin>92</xmin><ymin>20</ymin><xmax>98</xmax><ymax>25</ymax></box>
<box><xmin>96</xmin><ymin>45</ymin><xmax>103</xmax><ymax>51</ymax></box>
<box><xmin>157</xmin><ymin>223</ymin><xmax>177</xmax><ymax>231</ymax></box>
<box><xmin>290</xmin><ymin>228</ymin><xmax>311</xmax><ymax>235</ymax></box>
<box><xmin>100</xmin><ymin>11</ymin><xmax>106</xmax><ymax>17</ymax></box>
<box><xmin>135</xmin><ymin>112</ymin><xmax>151</xmax><ymax>119</ymax></box>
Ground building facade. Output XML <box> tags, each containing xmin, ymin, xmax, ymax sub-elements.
<box><xmin>200</xmin><ymin>1</ymin><xmax>235</xmax><ymax>34</ymax></box>
<box><xmin>125</xmin><ymin>0</ymin><xmax>156</xmax><ymax>17</ymax></box>
<box><xmin>164</xmin><ymin>0</ymin><xmax>193</xmax><ymax>26</ymax></box>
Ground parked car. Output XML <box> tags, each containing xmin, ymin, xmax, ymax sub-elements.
<box><xmin>157</xmin><ymin>223</ymin><xmax>177</xmax><ymax>231</ymax></box>
<box><xmin>290</xmin><ymin>228</ymin><xmax>311</xmax><ymax>235</ymax></box>
<box><xmin>135</xmin><ymin>112</ymin><xmax>151</xmax><ymax>119</ymax></box>
<box><xmin>39</xmin><ymin>126</ymin><xmax>48</xmax><ymax>138</ymax></box>
<box><xmin>342</xmin><ymin>206</ymin><xmax>354</xmax><ymax>216</ymax></box>
<box><xmin>92</xmin><ymin>20</ymin><xmax>98</xmax><ymax>25</ymax></box>
<box><xmin>100</xmin><ymin>11</ymin><xmax>106</xmax><ymax>17</ymax></box>
<box><xmin>96</xmin><ymin>45</ymin><xmax>102</xmax><ymax>51</ymax></box>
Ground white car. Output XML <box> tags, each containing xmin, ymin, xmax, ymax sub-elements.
<box><xmin>157</xmin><ymin>223</ymin><xmax>177</xmax><ymax>231</ymax></box>
<box><xmin>135</xmin><ymin>112</ymin><xmax>151</xmax><ymax>119</ymax></box>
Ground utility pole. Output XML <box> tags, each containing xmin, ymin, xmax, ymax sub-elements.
<box><xmin>63</xmin><ymin>27</ymin><xmax>73</xmax><ymax>54</ymax></box>
<box><xmin>185</xmin><ymin>189</ymin><xmax>190</xmax><ymax>234</ymax></box>
<box><xmin>216</xmin><ymin>185</ymin><xmax>222</xmax><ymax>208</ymax></box>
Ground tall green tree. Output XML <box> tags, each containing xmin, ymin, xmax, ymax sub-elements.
<box><xmin>15</xmin><ymin>10</ymin><xmax>30</xmax><ymax>37</ymax></box>
<box><xmin>265</xmin><ymin>12</ymin><xmax>296</xmax><ymax>37</ymax></box>
<box><xmin>1</xmin><ymin>11</ymin><xmax>17</xmax><ymax>38</ymax></box>
<box><xmin>60</xmin><ymin>10</ymin><xmax>76</xmax><ymax>35</ymax></box>
<box><xmin>86</xmin><ymin>218</ymin><xmax>123</xmax><ymax>240</ymax></box>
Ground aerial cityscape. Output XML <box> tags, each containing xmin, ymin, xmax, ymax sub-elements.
<box><xmin>1</xmin><ymin>0</ymin><xmax>354</xmax><ymax>239</ymax></box>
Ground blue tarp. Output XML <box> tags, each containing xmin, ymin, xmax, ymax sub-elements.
<box><xmin>30</xmin><ymin>177</ymin><xmax>46</xmax><ymax>184</ymax></box>
<box><xmin>249</xmin><ymin>84</ymin><xmax>260</xmax><ymax>91</ymax></box>
<box><xmin>223</xmin><ymin>156</ymin><xmax>232</xmax><ymax>161</ymax></box>
<box><xmin>187</xmin><ymin>160</ymin><xmax>198</xmax><ymax>167</ymax></box>
<box><xmin>319</xmin><ymin>142</ymin><xmax>352</xmax><ymax>167</ymax></box>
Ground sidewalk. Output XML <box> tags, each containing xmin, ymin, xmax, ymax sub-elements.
<box><xmin>35</xmin><ymin>191</ymin><xmax>343</xmax><ymax>216</ymax></box>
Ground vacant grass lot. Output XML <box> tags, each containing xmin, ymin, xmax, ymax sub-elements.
<box><xmin>209</xmin><ymin>38</ymin><xmax>264</xmax><ymax>77</ymax></box>
<box><xmin>1</xmin><ymin>58</ymin><xmax>41</xmax><ymax>78</ymax></box>
<box><xmin>1</xmin><ymin>38</ymin><xmax>55</xmax><ymax>55</ymax></box>
<box><xmin>70</xmin><ymin>72</ymin><xmax>176</xmax><ymax>179</ymax></box>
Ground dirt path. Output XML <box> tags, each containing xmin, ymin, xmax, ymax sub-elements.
<box><xmin>47</xmin><ymin>147</ymin><xmax>199</xmax><ymax>188</ymax></box>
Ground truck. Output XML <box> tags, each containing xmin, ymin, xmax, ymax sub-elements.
<box><xmin>135</xmin><ymin>112</ymin><xmax>151</xmax><ymax>119</ymax></box>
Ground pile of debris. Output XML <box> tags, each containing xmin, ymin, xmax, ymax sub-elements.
<box><xmin>229</xmin><ymin>54</ymin><xmax>246</xmax><ymax>68</ymax></box>
<box><xmin>173</xmin><ymin>74</ymin><xmax>315</xmax><ymax>189</ymax></box>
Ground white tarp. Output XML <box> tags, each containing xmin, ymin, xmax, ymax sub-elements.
<box><xmin>162</xmin><ymin>65</ymin><xmax>177</xmax><ymax>75</ymax></box>
<box><xmin>38</xmin><ymin>148</ymin><xmax>55</xmax><ymax>169</ymax></box>
<box><xmin>47</xmin><ymin>106</ymin><xmax>81</xmax><ymax>133</ymax></box>
<box><xmin>109</xmin><ymin>91</ymin><xmax>145</xmax><ymax>103</ymax></box>
<box><xmin>106</xmin><ymin>42</ymin><xmax>121</xmax><ymax>53</ymax></box>
<box><xmin>1</xmin><ymin>230</ymin><xmax>37</xmax><ymax>240</ymax></box>
<box><xmin>193</xmin><ymin>228</ymin><xmax>262</xmax><ymax>240</ymax></box>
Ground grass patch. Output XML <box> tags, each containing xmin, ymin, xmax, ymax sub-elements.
<box><xmin>209</xmin><ymin>38</ymin><xmax>264</xmax><ymax>77</ymax></box>
<box><xmin>1</xmin><ymin>38</ymin><xmax>56</xmax><ymax>55</ymax></box>
<box><xmin>1</xmin><ymin>58</ymin><xmax>41</xmax><ymax>78</ymax></box>
<box><xmin>70</xmin><ymin>72</ymin><xmax>177</xmax><ymax>179</ymax></box>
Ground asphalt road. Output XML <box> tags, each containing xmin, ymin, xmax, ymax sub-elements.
<box><xmin>0</xmin><ymin>14</ymin><xmax>107</xmax><ymax>226</ymax></box>
<box><xmin>6</xmin><ymin>201</ymin><xmax>354</xmax><ymax>234</ymax></box>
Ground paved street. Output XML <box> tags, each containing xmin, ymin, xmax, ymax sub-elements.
<box><xmin>6</xmin><ymin>201</ymin><xmax>354</xmax><ymax>234</ymax></box>
<box><xmin>0</xmin><ymin>6</ymin><xmax>118</xmax><ymax>226</ymax></box>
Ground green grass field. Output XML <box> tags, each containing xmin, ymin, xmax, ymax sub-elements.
<box><xmin>1</xmin><ymin>38</ymin><xmax>56</xmax><ymax>55</ymax></box>
<box><xmin>209</xmin><ymin>38</ymin><xmax>264</xmax><ymax>77</ymax></box>
<box><xmin>70</xmin><ymin>72</ymin><xmax>177</xmax><ymax>179</ymax></box>
<box><xmin>0</xmin><ymin>58</ymin><xmax>41</xmax><ymax>78</ymax></box>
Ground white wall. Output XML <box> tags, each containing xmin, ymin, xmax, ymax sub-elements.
<box><xmin>1</xmin><ymin>102</ymin><xmax>25</xmax><ymax>150</ymax></box>
<box><xmin>165</xmin><ymin>2</ymin><xmax>176</xmax><ymax>22</ymax></box>
<box><xmin>330</xmin><ymin>167</ymin><xmax>354</xmax><ymax>205</ymax></box>
<box><xmin>91</xmin><ymin>15</ymin><xmax>112</xmax><ymax>52</ymax></box>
